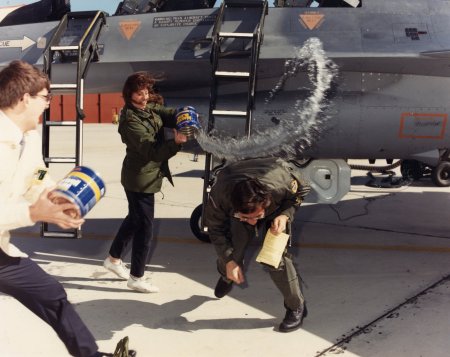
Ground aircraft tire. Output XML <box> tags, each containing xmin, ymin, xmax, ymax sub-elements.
<box><xmin>431</xmin><ymin>161</ymin><xmax>450</xmax><ymax>187</ymax></box>
<box><xmin>400</xmin><ymin>160</ymin><xmax>423</xmax><ymax>181</ymax></box>
<box><xmin>190</xmin><ymin>204</ymin><xmax>211</xmax><ymax>243</ymax></box>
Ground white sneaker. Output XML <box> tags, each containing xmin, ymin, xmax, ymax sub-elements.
<box><xmin>103</xmin><ymin>258</ymin><xmax>129</xmax><ymax>280</ymax></box>
<box><xmin>127</xmin><ymin>276</ymin><xmax>159</xmax><ymax>293</ymax></box>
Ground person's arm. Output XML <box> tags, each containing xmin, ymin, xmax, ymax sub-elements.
<box><xmin>225</xmin><ymin>260</ymin><xmax>245</xmax><ymax>284</ymax></box>
<box><xmin>0</xmin><ymin>189</ymin><xmax>84</xmax><ymax>231</ymax></box>
<box><xmin>270</xmin><ymin>214</ymin><xmax>290</xmax><ymax>235</ymax></box>
<box><xmin>205</xmin><ymin>184</ymin><xmax>247</xmax><ymax>284</ymax></box>
<box><xmin>277</xmin><ymin>174</ymin><xmax>311</xmax><ymax>218</ymax></box>
<box><xmin>0</xmin><ymin>198</ymin><xmax>35</xmax><ymax>231</ymax></box>
<box><xmin>122</xmin><ymin>118</ymin><xmax>181</xmax><ymax>162</ymax></box>
<box><xmin>270</xmin><ymin>176</ymin><xmax>311</xmax><ymax>233</ymax></box>
<box><xmin>29</xmin><ymin>189</ymin><xmax>84</xmax><ymax>229</ymax></box>
<box><xmin>0</xmin><ymin>129</ymin><xmax>84</xmax><ymax>231</ymax></box>
<box><xmin>153</xmin><ymin>105</ymin><xmax>188</xmax><ymax>143</ymax></box>
<box><xmin>206</xmin><ymin>202</ymin><xmax>246</xmax><ymax>284</ymax></box>
<box><xmin>204</xmin><ymin>191</ymin><xmax>234</xmax><ymax>263</ymax></box>
<box><xmin>153</xmin><ymin>104</ymin><xmax>177</xmax><ymax>128</ymax></box>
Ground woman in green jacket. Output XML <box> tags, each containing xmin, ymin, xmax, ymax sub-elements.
<box><xmin>103</xmin><ymin>72</ymin><xmax>187</xmax><ymax>293</ymax></box>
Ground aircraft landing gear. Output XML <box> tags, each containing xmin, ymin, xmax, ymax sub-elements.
<box><xmin>400</xmin><ymin>159</ymin><xmax>426</xmax><ymax>181</ymax></box>
<box><xmin>190</xmin><ymin>204</ymin><xmax>211</xmax><ymax>243</ymax></box>
<box><xmin>400</xmin><ymin>159</ymin><xmax>450</xmax><ymax>187</ymax></box>
<box><xmin>431</xmin><ymin>161</ymin><xmax>450</xmax><ymax>187</ymax></box>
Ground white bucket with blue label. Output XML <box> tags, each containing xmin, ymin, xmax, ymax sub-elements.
<box><xmin>175</xmin><ymin>106</ymin><xmax>201</xmax><ymax>139</ymax></box>
<box><xmin>52</xmin><ymin>166</ymin><xmax>106</xmax><ymax>217</ymax></box>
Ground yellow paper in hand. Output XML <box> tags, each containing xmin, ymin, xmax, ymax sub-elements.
<box><xmin>256</xmin><ymin>230</ymin><xmax>290</xmax><ymax>268</ymax></box>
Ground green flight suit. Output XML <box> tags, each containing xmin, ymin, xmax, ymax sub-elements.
<box><xmin>205</xmin><ymin>157</ymin><xmax>310</xmax><ymax>310</ymax></box>
<box><xmin>118</xmin><ymin>102</ymin><xmax>181</xmax><ymax>193</ymax></box>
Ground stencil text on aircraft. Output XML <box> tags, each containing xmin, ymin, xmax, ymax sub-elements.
<box><xmin>399</xmin><ymin>113</ymin><xmax>447</xmax><ymax>139</ymax></box>
<box><xmin>153</xmin><ymin>15</ymin><xmax>216</xmax><ymax>28</ymax></box>
<box><xmin>0</xmin><ymin>36</ymin><xmax>35</xmax><ymax>51</ymax></box>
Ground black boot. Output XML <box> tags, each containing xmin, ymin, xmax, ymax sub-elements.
<box><xmin>278</xmin><ymin>304</ymin><xmax>308</xmax><ymax>333</ymax></box>
<box><xmin>96</xmin><ymin>336</ymin><xmax>137</xmax><ymax>356</ymax></box>
<box><xmin>214</xmin><ymin>277</ymin><xmax>233</xmax><ymax>298</ymax></box>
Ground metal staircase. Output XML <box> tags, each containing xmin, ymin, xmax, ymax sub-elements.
<box><xmin>41</xmin><ymin>11</ymin><xmax>106</xmax><ymax>238</ymax></box>
<box><xmin>200</xmin><ymin>0</ymin><xmax>268</xmax><ymax>235</ymax></box>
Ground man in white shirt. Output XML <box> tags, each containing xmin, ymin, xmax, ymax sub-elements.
<box><xmin>0</xmin><ymin>60</ymin><xmax>135</xmax><ymax>357</ymax></box>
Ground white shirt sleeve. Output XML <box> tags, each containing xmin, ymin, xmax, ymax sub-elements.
<box><xmin>0</xmin><ymin>129</ymin><xmax>53</xmax><ymax>231</ymax></box>
<box><xmin>0</xmin><ymin>200</ymin><xmax>34</xmax><ymax>231</ymax></box>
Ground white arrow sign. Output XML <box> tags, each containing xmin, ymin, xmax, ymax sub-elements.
<box><xmin>0</xmin><ymin>36</ymin><xmax>35</xmax><ymax>51</ymax></box>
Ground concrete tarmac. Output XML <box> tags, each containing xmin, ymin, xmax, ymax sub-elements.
<box><xmin>1</xmin><ymin>124</ymin><xmax>450</xmax><ymax>357</ymax></box>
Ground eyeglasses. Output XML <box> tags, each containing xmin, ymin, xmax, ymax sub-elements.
<box><xmin>233</xmin><ymin>211</ymin><xmax>265</xmax><ymax>222</ymax></box>
<box><xmin>33</xmin><ymin>93</ymin><xmax>53</xmax><ymax>103</ymax></box>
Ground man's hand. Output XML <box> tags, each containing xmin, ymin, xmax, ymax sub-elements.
<box><xmin>225</xmin><ymin>260</ymin><xmax>245</xmax><ymax>284</ymax></box>
<box><xmin>173</xmin><ymin>129</ymin><xmax>187</xmax><ymax>144</ymax></box>
<box><xmin>29</xmin><ymin>189</ymin><xmax>85</xmax><ymax>229</ymax></box>
<box><xmin>270</xmin><ymin>214</ymin><xmax>289</xmax><ymax>235</ymax></box>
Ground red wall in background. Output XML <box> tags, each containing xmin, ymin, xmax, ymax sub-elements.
<box><xmin>46</xmin><ymin>93</ymin><xmax>124</xmax><ymax>123</ymax></box>
<box><xmin>100</xmin><ymin>93</ymin><xmax>124</xmax><ymax>123</ymax></box>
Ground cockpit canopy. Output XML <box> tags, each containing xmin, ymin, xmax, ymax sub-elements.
<box><xmin>0</xmin><ymin>0</ymin><xmax>70</xmax><ymax>27</ymax></box>
<box><xmin>114</xmin><ymin>0</ymin><xmax>217</xmax><ymax>15</ymax></box>
<box><xmin>0</xmin><ymin>0</ymin><xmax>218</xmax><ymax>27</ymax></box>
<box><xmin>0</xmin><ymin>0</ymin><xmax>362</xmax><ymax>27</ymax></box>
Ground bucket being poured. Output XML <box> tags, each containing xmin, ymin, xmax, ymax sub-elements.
<box><xmin>51</xmin><ymin>166</ymin><xmax>106</xmax><ymax>218</ymax></box>
<box><xmin>175</xmin><ymin>106</ymin><xmax>201</xmax><ymax>139</ymax></box>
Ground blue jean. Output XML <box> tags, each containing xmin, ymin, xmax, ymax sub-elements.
<box><xmin>109</xmin><ymin>189</ymin><xmax>155</xmax><ymax>278</ymax></box>
<box><xmin>0</xmin><ymin>249</ymin><xmax>98</xmax><ymax>357</ymax></box>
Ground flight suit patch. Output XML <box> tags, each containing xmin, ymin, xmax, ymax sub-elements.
<box><xmin>290</xmin><ymin>179</ymin><xmax>298</xmax><ymax>193</ymax></box>
<box><xmin>32</xmin><ymin>168</ymin><xmax>48</xmax><ymax>184</ymax></box>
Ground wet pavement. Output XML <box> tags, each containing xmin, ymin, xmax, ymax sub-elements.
<box><xmin>1</xmin><ymin>124</ymin><xmax>450</xmax><ymax>357</ymax></box>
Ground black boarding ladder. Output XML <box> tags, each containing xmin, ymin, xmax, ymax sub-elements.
<box><xmin>41</xmin><ymin>11</ymin><xmax>106</xmax><ymax>238</ymax></box>
<box><xmin>201</xmin><ymin>0</ymin><xmax>268</xmax><ymax>233</ymax></box>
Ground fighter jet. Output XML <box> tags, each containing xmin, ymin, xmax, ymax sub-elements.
<box><xmin>1</xmin><ymin>0</ymin><xmax>450</xmax><ymax>239</ymax></box>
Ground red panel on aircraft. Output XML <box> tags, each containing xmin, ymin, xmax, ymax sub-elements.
<box><xmin>83</xmin><ymin>94</ymin><xmax>100</xmax><ymax>123</ymax></box>
<box><xmin>100</xmin><ymin>93</ymin><xmax>124</xmax><ymax>123</ymax></box>
<box><xmin>41</xmin><ymin>93</ymin><xmax>124</xmax><ymax>123</ymax></box>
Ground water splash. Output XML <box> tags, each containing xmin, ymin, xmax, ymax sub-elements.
<box><xmin>195</xmin><ymin>37</ymin><xmax>338</xmax><ymax>161</ymax></box>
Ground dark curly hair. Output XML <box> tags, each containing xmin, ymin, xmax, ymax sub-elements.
<box><xmin>122</xmin><ymin>71</ymin><xmax>163</xmax><ymax>106</ymax></box>
<box><xmin>231</xmin><ymin>178</ymin><xmax>272</xmax><ymax>214</ymax></box>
